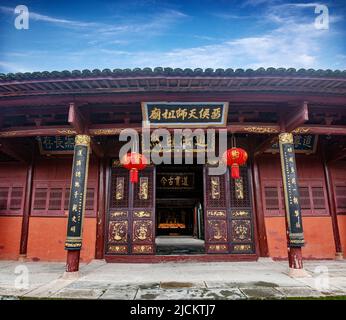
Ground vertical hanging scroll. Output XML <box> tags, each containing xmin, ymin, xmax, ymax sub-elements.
<box><xmin>279</xmin><ymin>133</ymin><xmax>305</xmax><ymax>247</ymax></box>
<box><xmin>65</xmin><ymin>135</ymin><xmax>90</xmax><ymax>250</ymax></box>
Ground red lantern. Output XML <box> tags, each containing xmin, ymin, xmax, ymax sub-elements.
<box><xmin>121</xmin><ymin>152</ymin><xmax>148</xmax><ymax>183</ymax></box>
<box><xmin>223</xmin><ymin>147</ymin><xmax>248</xmax><ymax>179</ymax></box>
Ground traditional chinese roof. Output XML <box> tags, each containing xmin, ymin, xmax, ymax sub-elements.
<box><xmin>0</xmin><ymin>67</ymin><xmax>346</xmax><ymax>98</ymax></box>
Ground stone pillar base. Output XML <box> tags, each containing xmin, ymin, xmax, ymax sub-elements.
<box><xmin>288</xmin><ymin>267</ymin><xmax>310</xmax><ymax>278</ymax></box>
<box><xmin>62</xmin><ymin>271</ymin><xmax>80</xmax><ymax>280</ymax></box>
<box><xmin>335</xmin><ymin>252</ymin><xmax>344</xmax><ymax>260</ymax></box>
<box><xmin>18</xmin><ymin>254</ymin><xmax>27</xmax><ymax>262</ymax></box>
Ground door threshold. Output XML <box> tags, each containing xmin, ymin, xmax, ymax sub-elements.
<box><xmin>105</xmin><ymin>254</ymin><xmax>258</xmax><ymax>263</ymax></box>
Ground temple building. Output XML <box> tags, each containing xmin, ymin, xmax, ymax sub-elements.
<box><xmin>0</xmin><ymin>67</ymin><xmax>345</xmax><ymax>275</ymax></box>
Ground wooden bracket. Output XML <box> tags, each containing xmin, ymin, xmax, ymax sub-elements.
<box><xmin>284</xmin><ymin>101</ymin><xmax>309</xmax><ymax>132</ymax></box>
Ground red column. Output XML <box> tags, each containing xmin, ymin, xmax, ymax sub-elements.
<box><xmin>95</xmin><ymin>158</ymin><xmax>106</xmax><ymax>259</ymax></box>
<box><xmin>251</xmin><ymin>156</ymin><xmax>269</xmax><ymax>257</ymax></box>
<box><xmin>322</xmin><ymin>157</ymin><xmax>343</xmax><ymax>259</ymax></box>
<box><xmin>279</xmin><ymin>133</ymin><xmax>306</xmax><ymax>276</ymax></box>
<box><xmin>64</xmin><ymin>135</ymin><xmax>90</xmax><ymax>274</ymax></box>
<box><xmin>19</xmin><ymin>158</ymin><xmax>34</xmax><ymax>259</ymax></box>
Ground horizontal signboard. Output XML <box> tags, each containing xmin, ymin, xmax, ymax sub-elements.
<box><xmin>142</xmin><ymin>102</ymin><xmax>228</xmax><ymax>127</ymax></box>
<box><xmin>37</xmin><ymin>136</ymin><xmax>75</xmax><ymax>154</ymax></box>
<box><xmin>266</xmin><ymin>134</ymin><xmax>318</xmax><ymax>154</ymax></box>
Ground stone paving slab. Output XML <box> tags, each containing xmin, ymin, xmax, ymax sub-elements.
<box><xmin>0</xmin><ymin>259</ymin><xmax>346</xmax><ymax>300</ymax></box>
<box><xmin>100</xmin><ymin>288</ymin><xmax>138</xmax><ymax>300</ymax></box>
<box><xmin>135</xmin><ymin>288</ymin><xmax>246</xmax><ymax>300</ymax></box>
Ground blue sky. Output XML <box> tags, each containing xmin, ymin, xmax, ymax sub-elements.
<box><xmin>0</xmin><ymin>0</ymin><xmax>345</xmax><ymax>73</ymax></box>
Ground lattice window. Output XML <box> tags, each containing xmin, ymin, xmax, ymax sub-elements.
<box><xmin>133</xmin><ymin>168</ymin><xmax>153</xmax><ymax>208</ymax></box>
<box><xmin>0</xmin><ymin>187</ymin><xmax>9</xmax><ymax>210</ymax></box>
<box><xmin>262</xmin><ymin>179</ymin><xmax>328</xmax><ymax>216</ymax></box>
<box><xmin>9</xmin><ymin>187</ymin><xmax>24</xmax><ymax>210</ymax></box>
<box><xmin>299</xmin><ymin>186</ymin><xmax>311</xmax><ymax>210</ymax></box>
<box><xmin>32</xmin><ymin>182</ymin><xmax>96</xmax><ymax>216</ymax></box>
<box><xmin>206</xmin><ymin>173</ymin><xmax>227</xmax><ymax>208</ymax></box>
<box><xmin>262</xmin><ymin>180</ymin><xmax>285</xmax><ymax>216</ymax></box>
<box><xmin>0</xmin><ymin>184</ymin><xmax>24</xmax><ymax>215</ymax></box>
<box><xmin>230</xmin><ymin>166</ymin><xmax>251</xmax><ymax>208</ymax></box>
<box><xmin>110</xmin><ymin>167</ymin><xmax>129</xmax><ymax>208</ymax></box>
<box><xmin>335</xmin><ymin>182</ymin><xmax>346</xmax><ymax>214</ymax></box>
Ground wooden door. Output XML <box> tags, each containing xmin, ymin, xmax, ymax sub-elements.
<box><xmin>105</xmin><ymin>160</ymin><xmax>156</xmax><ymax>255</ymax></box>
<box><xmin>203</xmin><ymin>164</ymin><xmax>256</xmax><ymax>254</ymax></box>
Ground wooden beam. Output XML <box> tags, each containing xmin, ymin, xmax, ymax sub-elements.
<box><xmin>0</xmin><ymin>126</ymin><xmax>76</xmax><ymax>138</ymax></box>
<box><xmin>68</xmin><ymin>102</ymin><xmax>86</xmax><ymax>134</ymax></box>
<box><xmin>0</xmin><ymin>123</ymin><xmax>345</xmax><ymax>138</ymax></box>
<box><xmin>293</xmin><ymin>125</ymin><xmax>346</xmax><ymax>136</ymax></box>
<box><xmin>284</xmin><ymin>101</ymin><xmax>309</xmax><ymax>132</ymax></box>
<box><xmin>1</xmin><ymin>92</ymin><xmax>346</xmax><ymax>108</ymax></box>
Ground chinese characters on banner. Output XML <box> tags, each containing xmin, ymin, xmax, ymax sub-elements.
<box><xmin>279</xmin><ymin>133</ymin><xmax>304</xmax><ymax>247</ymax></box>
<box><xmin>65</xmin><ymin>135</ymin><xmax>90</xmax><ymax>250</ymax></box>
<box><xmin>157</xmin><ymin>173</ymin><xmax>194</xmax><ymax>189</ymax></box>
<box><xmin>142</xmin><ymin>102</ymin><xmax>228</xmax><ymax>127</ymax></box>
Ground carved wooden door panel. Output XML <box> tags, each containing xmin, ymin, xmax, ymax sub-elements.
<box><xmin>203</xmin><ymin>164</ymin><xmax>256</xmax><ymax>254</ymax></box>
<box><xmin>203</xmin><ymin>166</ymin><xmax>229</xmax><ymax>253</ymax></box>
<box><xmin>229</xmin><ymin>165</ymin><xmax>256</xmax><ymax>254</ymax></box>
<box><xmin>105</xmin><ymin>160</ymin><xmax>155</xmax><ymax>256</ymax></box>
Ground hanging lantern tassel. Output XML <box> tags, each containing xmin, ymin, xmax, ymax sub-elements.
<box><xmin>231</xmin><ymin>163</ymin><xmax>240</xmax><ymax>179</ymax></box>
<box><xmin>130</xmin><ymin>168</ymin><xmax>139</xmax><ymax>183</ymax></box>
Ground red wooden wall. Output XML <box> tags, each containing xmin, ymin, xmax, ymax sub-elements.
<box><xmin>330</xmin><ymin>161</ymin><xmax>346</xmax><ymax>258</ymax></box>
<box><xmin>1</xmin><ymin>153</ymin><xmax>345</xmax><ymax>262</ymax></box>
<box><xmin>0</xmin><ymin>162</ymin><xmax>27</xmax><ymax>259</ymax></box>
<box><xmin>0</xmin><ymin>157</ymin><xmax>99</xmax><ymax>262</ymax></box>
<box><xmin>258</xmin><ymin>153</ymin><xmax>345</xmax><ymax>259</ymax></box>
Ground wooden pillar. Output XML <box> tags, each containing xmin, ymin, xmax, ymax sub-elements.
<box><xmin>95</xmin><ymin>158</ymin><xmax>106</xmax><ymax>259</ymax></box>
<box><xmin>65</xmin><ymin>135</ymin><xmax>90</xmax><ymax>273</ymax></box>
<box><xmin>19</xmin><ymin>158</ymin><xmax>34</xmax><ymax>258</ymax></box>
<box><xmin>278</xmin><ymin>133</ymin><xmax>307</xmax><ymax>276</ymax></box>
<box><xmin>322</xmin><ymin>156</ymin><xmax>343</xmax><ymax>259</ymax></box>
<box><xmin>251</xmin><ymin>156</ymin><xmax>269</xmax><ymax>257</ymax></box>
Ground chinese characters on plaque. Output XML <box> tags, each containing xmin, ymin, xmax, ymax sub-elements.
<box><xmin>142</xmin><ymin>102</ymin><xmax>228</xmax><ymax>127</ymax></box>
<box><xmin>65</xmin><ymin>135</ymin><xmax>90</xmax><ymax>250</ymax></box>
<box><xmin>279</xmin><ymin>133</ymin><xmax>304</xmax><ymax>247</ymax></box>
<box><xmin>268</xmin><ymin>134</ymin><xmax>317</xmax><ymax>154</ymax></box>
<box><xmin>38</xmin><ymin>136</ymin><xmax>75</xmax><ymax>154</ymax></box>
<box><xmin>157</xmin><ymin>173</ymin><xmax>194</xmax><ymax>189</ymax></box>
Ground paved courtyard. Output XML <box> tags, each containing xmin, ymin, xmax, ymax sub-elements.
<box><xmin>0</xmin><ymin>258</ymin><xmax>346</xmax><ymax>300</ymax></box>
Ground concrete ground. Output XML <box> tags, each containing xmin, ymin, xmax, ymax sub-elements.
<box><xmin>0</xmin><ymin>258</ymin><xmax>346</xmax><ymax>300</ymax></box>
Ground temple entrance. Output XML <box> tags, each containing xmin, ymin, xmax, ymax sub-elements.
<box><xmin>155</xmin><ymin>165</ymin><xmax>205</xmax><ymax>255</ymax></box>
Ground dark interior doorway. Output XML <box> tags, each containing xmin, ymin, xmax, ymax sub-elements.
<box><xmin>155</xmin><ymin>165</ymin><xmax>205</xmax><ymax>255</ymax></box>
